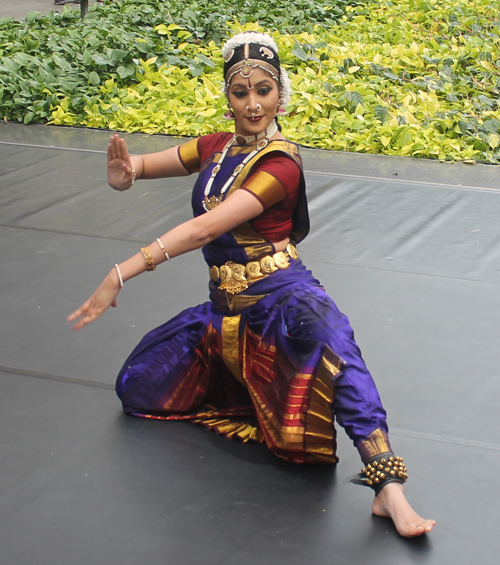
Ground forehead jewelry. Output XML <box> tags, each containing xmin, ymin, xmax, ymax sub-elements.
<box><xmin>202</xmin><ymin>120</ymin><xmax>279</xmax><ymax>212</ymax></box>
<box><xmin>224</xmin><ymin>42</ymin><xmax>280</xmax><ymax>87</ymax></box>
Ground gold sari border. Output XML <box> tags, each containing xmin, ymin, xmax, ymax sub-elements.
<box><xmin>221</xmin><ymin>314</ymin><xmax>244</xmax><ymax>385</ymax></box>
<box><xmin>357</xmin><ymin>428</ymin><xmax>393</xmax><ymax>464</ymax></box>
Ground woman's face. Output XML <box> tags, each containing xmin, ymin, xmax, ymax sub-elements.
<box><xmin>227</xmin><ymin>67</ymin><xmax>280</xmax><ymax>137</ymax></box>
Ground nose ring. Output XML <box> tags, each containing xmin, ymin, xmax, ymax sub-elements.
<box><xmin>246</xmin><ymin>103</ymin><xmax>261</xmax><ymax>118</ymax></box>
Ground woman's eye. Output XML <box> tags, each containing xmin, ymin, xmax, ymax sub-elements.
<box><xmin>258</xmin><ymin>88</ymin><xmax>272</xmax><ymax>95</ymax></box>
<box><xmin>232</xmin><ymin>91</ymin><xmax>246</xmax><ymax>98</ymax></box>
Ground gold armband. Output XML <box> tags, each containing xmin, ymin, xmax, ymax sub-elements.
<box><xmin>141</xmin><ymin>246</ymin><xmax>156</xmax><ymax>271</ymax></box>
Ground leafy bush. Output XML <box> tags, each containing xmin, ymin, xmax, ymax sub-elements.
<box><xmin>0</xmin><ymin>0</ymin><xmax>354</xmax><ymax>123</ymax></box>
<box><xmin>1</xmin><ymin>0</ymin><xmax>500</xmax><ymax>163</ymax></box>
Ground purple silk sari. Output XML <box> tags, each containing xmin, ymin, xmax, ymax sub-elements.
<box><xmin>116</xmin><ymin>138</ymin><xmax>391</xmax><ymax>464</ymax></box>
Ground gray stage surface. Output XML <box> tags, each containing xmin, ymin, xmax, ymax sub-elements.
<box><xmin>1</xmin><ymin>122</ymin><xmax>499</xmax><ymax>564</ymax></box>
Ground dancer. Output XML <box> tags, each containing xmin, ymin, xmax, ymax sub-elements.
<box><xmin>68</xmin><ymin>32</ymin><xmax>435</xmax><ymax>537</ymax></box>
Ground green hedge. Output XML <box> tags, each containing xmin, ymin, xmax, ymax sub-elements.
<box><xmin>1</xmin><ymin>0</ymin><xmax>500</xmax><ymax>163</ymax></box>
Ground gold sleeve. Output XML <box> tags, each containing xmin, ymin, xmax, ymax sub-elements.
<box><xmin>240</xmin><ymin>170</ymin><xmax>287</xmax><ymax>209</ymax></box>
<box><xmin>177</xmin><ymin>138</ymin><xmax>200</xmax><ymax>173</ymax></box>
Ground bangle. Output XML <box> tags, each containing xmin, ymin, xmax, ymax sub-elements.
<box><xmin>141</xmin><ymin>246</ymin><xmax>156</xmax><ymax>271</ymax></box>
<box><xmin>131</xmin><ymin>169</ymin><xmax>137</xmax><ymax>184</ymax></box>
<box><xmin>156</xmin><ymin>238</ymin><xmax>170</xmax><ymax>261</ymax></box>
<box><xmin>114</xmin><ymin>264</ymin><xmax>124</xmax><ymax>288</ymax></box>
<box><xmin>351</xmin><ymin>452</ymin><xmax>408</xmax><ymax>496</ymax></box>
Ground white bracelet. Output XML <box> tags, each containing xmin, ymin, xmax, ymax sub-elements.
<box><xmin>115</xmin><ymin>264</ymin><xmax>124</xmax><ymax>288</ymax></box>
<box><xmin>156</xmin><ymin>238</ymin><xmax>170</xmax><ymax>261</ymax></box>
<box><xmin>131</xmin><ymin>169</ymin><xmax>137</xmax><ymax>185</ymax></box>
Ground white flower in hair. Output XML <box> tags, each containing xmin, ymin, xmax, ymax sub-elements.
<box><xmin>222</xmin><ymin>32</ymin><xmax>279</xmax><ymax>59</ymax></box>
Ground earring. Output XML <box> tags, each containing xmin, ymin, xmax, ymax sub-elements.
<box><xmin>224</xmin><ymin>103</ymin><xmax>235</xmax><ymax>120</ymax></box>
<box><xmin>277</xmin><ymin>95</ymin><xmax>286</xmax><ymax>114</ymax></box>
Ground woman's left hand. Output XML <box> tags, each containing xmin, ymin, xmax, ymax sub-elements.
<box><xmin>67</xmin><ymin>270</ymin><xmax>121</xmax><ymax>330</ymax></box>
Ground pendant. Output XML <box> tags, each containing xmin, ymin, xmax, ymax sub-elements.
<box><xmin>204</xmin><ymin>195</ymin><xmax>222</xmax><ymax>211</ymax></box>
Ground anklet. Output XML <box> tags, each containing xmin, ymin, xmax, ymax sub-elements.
<box><xmin>351</xmin><ymin>451</ymin><xmax>408</xmax><ymax>496</ymax></box>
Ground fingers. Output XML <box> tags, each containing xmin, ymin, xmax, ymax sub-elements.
<box><xmin>108</xmin><ymin>133</ymin><xmax>119</xmax><ymax>161</ymax></box>
<box><xmin>108</xmin><ymin>133</ymin><xmax>130</xmax><ymax>163</ymax></box>
<box><xmin>67</xmin><ymin>301</ymin><xmax>89</xmax><ymax>323</ymax></box>
<box><xmin>67</xmin><ymin>301</ymin><xmax>95</xmax><ymax>331</ymax></box>
<box><xmin>119</xmin><ymin>137</ymin><xmax>130</xmax><ymax>162</ymax></box>
<box><xmin>67</xmin><ymin>291</ymin><xmax>118</xmax><ymax>330</ymax></box>
<box><xmin>71</xmin><ymin>312</ymin><xmax>97</xmax><ymax>331</ymax></box>
<box><xmin>68</xmin><ymin>304</ymin><xmax>105</xmax><ymax>331</ymax></box>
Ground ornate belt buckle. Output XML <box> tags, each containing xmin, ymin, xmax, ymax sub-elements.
<box><xmin>219</xmin><ymin>261</ymin><xmax>249</xmax><ymax>294</ymax></box>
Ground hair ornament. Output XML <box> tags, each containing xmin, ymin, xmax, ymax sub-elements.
<box><xmin>259</xmin><ymin>46</ymin><xmax>274</xmax><ymax>60</ymax></box>
<box><xmin>221</xmin><ymin>32</ymin><xmax>279</xmax><ymax>60</ymax></box>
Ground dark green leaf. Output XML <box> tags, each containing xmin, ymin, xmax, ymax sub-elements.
<box><xmin>484</xmin><ymin>119</ymin><xmax>500</xmax><ymax>133</ymax></box>
<box><xmin>292</xmin><ymin>47</ymin><xmax>308</xmax><ymax>62</ymax></box>
<box><xmin>88</xmin><ymin>71</ymin><xmax>100</xmax><ymax>85</ymax></box>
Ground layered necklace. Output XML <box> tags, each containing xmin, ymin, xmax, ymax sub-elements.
<box><xmin>202</xmin><ymin>120</ymin><xmax>279</xmax><ymax>212</ymax></box>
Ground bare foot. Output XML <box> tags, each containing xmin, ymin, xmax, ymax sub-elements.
<box><xmin>372</xmin><ymin>482</ymin><xmax>436</xmax><ymax>538</ymax></box>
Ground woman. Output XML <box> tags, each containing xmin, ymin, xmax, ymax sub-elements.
<box><xmin>68</xmin><ymin>32</ymin><xmax>435</xmax><ymax>537</ymax></box>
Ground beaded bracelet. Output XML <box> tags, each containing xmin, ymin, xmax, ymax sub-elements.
<box><xmin>156</xmin><ymin>238</ymin><xmax>170</xmax><ymax>261</ymax></box>
<box><xmin>114</xmin><ymin>264</ymin><xmax>124</xmax><ymax>288</ymax></box>
<box><xmin>141</xmin><ymin>246</ymin><xmax>156</xmax><ymax>271</ymax></box>
<box><xmin>351</xmin><ymin>451</ymin><xmax>408</xmax><ymax>496</ymax></box>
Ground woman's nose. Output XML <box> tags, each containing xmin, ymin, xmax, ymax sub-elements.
<box><xmin>246</xmin><ymin>96</ymin><xmax>262</xmax><ymax>113</ymax></box>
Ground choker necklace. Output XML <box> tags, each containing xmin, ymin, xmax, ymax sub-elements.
<box><xmin>203</xmin><ymin>121</ymin><xmax>278</xmax><ymax>212</ymax></box>
<box><xmin>234</xmin><ymin>125</ymin><xmax>274</xmax><ymax>147</ymax></box>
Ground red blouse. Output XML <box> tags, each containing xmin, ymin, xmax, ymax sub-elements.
<box><xmin>178</xmin><ymin>133</ymin><xmax>301</xmax><ymax>243</ymax></box>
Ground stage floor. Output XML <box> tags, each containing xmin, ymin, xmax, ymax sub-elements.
<box><xmin>1</xmin><ymin>122</ymin><xmax>499</xmax><ymax>564</ymax></box>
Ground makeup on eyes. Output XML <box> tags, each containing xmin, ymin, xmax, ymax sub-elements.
<box><xmin>230</xmin><ymin>80</ymin><xmax>274</xmax><ymax>91</ymax></box>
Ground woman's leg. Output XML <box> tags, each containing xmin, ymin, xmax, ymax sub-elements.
<box><xmin>280</xmin><ymin>286</ymin><xmax>435</xmax><ymax>536</ymax></box>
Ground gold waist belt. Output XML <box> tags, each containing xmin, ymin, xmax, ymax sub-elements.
<box><xmin>210</xmin><ymin>243</ymin><xmax>299</xmax><ymax>295</ymax></box>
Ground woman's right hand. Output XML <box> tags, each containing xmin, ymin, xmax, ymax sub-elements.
<box><xmin>67</xmin><ymin>269</ymin><xmax>121</xmax><ymax>330</ymax></box>
<box><xmin>107</xmin><ymin>134</ymin><xmax>136</xmax><ymax>191</ymax></box>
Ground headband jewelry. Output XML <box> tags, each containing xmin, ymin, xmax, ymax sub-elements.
<box><xmin>222</xmin><ymin>32</ymin><xmax>292</xmax><ymax>108</ymax></box>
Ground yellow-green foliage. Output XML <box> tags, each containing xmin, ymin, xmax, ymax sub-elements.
<box><xmin>50</xmin><ymin>1</ymin><xmax>500</xmax><ymax>162</ymax></box>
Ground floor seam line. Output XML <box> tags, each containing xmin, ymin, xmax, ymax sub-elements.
<box><xmin>2</xmin><ymin>140</ymin><xmax>497</xmax><ymax>192</ymax></box>
<box><xmin>0</xmin><ymin>365</ymin><xmax>114</xmax><ymax>390</ymax></box>
<box><xmin>2</xmin><ymin>367</ymin><xmax>499</xmax><ymax>452</ymax></box>
<box><xmin>391</xmin><ymin>427</ymin><xmax>500</xmax><ymax>452</ymax></box>
<box><xmin>302</xmin><ymin>168</ymin><xmax>500</xmax><ymax>192</ymax></box>
<box><xmin>0</xmin><ymin>223</ymin><xmax>149</xmax><ymax>244</ymax></box>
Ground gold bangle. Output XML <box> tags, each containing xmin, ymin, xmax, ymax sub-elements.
<box><xmin>141</xmin><ymin>246</ymin><xmax>156</xmax><ymax>271</ymax></box>
<box><xmin>156</xmin><ymin>238</ymin><xmax>170</xmax><ymax>261</ymax></box>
